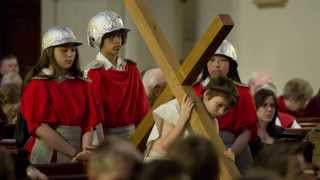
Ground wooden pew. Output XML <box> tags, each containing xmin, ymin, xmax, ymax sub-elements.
<box><xmin>33</xmin><ymin>162</ymin><xmax>87</xmax><ymax>180</ymax></box>
<box><xmin>0</xmin><ymin>123</ymin><xmax>15</xmax><ymax>139</ymax></box>
<box><xmin>0</xmin><ymin>138</ymin><xmax>17</xmax><ymax>154</ymax></box>
<box><xmin>297</xmin><ymin>117</ymin><xmax>320</xmax><ymax>129</ymax></box>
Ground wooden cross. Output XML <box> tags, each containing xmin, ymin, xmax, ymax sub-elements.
<box><xmin>124</xmin><ymin>0</ymin><xmax>240</xmax><ymax>178</ymax></box>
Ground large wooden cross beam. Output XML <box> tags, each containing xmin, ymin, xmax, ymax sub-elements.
<box><xmin>124</xmin><ymin>0</ymin><xmax>239</xmax><ymax>178</ymax></box>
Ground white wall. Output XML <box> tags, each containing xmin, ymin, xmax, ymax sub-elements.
<box><xmin>42</xmin><ymin>0</ymin><xmax>320</xmax><ymax>94</ymax></box>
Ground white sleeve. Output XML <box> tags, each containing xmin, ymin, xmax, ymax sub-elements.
<box><xmin>290</xmin><ymin>120</ymin><xmax>301</xmax><ymax>129</ymax></box>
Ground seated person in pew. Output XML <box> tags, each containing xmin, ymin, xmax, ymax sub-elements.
<box><xmin>167</xmin><ymin>135</ymin><xmax>220</xmax><ymax>180</ymax></box>
<box><xmin>144</xmin><ymin>77</ymin><xmax>237</xmax><ymax>161</ymax></box>
<box><xmin>278</xmin><ymin>78</ymin><xmax>313</xmax><ymax>118</ymax></box>
<box><xmin>247</xmin><ymin>72</ymin><xmax>301</xmax><ymax>129</ymax></box>
<box><xmin>20</xmin><ymin>26</ymin><xmax>100</xmax><ymax>164</ymax></box>
<box><xmin>304</xmin><ymin>89</ymin><xmax>320</xmax><ymax>117</ymax></box>
<box><xmin>253</xmin><ymin>141</ymin><xmax>315</xmax><ymax>179</ymax></box>
<box><xmin>136</xmin><ymin>159</ymin><xmax>189</xmax><ymax>180</ymax></box>
<box><xmin>88</xmin><ymin>136</ymin><xmax>143</xmax><ymax>180</ymax></box>
<box><xmin>250</xmin><ymin>89</ymin><xmax>285</xmax><ymax>157</ymax></box>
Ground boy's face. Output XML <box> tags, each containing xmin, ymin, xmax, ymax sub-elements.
<box><xmin>100</xmin><ymin>31</ymin><xmax>124</xmax><ymax>57</ymax></box>
<box><xmin>203</xmin><ymin>93</ymin><xmax>229</xmax><ymax>118</ymax></box>
<box><xmin>286</xmin><ymin>98</ymin><xmax>307</xmax><ymax>112</ymax></box>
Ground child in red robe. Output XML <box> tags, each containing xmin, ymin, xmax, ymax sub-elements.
<box><xmin>85</xmin><ymin>10</ymin><xmax>150</xmax><ymax>139</ymax></box>
<box><xmin>21</xmin><ymin>26</ymin><xmax>99</xmax><ymax>164</ymax></box>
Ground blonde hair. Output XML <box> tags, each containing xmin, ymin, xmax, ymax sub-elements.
<box><xmin>283</xmin><ymin>78</ymin><xmax>313</xmax><ymax>101</ymax></box>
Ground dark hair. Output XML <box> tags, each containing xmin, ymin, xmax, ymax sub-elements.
<box><xmin>201</xmin><ymin>55</ymin><xmax>241</xmax><ymax>83</ymax></box>
<box><xmin>24</xmin><ymin>46</ymin><xmax>83</xmax><ymax>85</ymax></box>
<box><xmin>168</xmin><ymin>135</ymin><xmax>220</xmax><ymax>180</ymax></box>
<box><xmin>137</xmin><ymin>159</ymin><xmax>187</xmax><ymax>180</ymax></box>
<box><xmin>254</xmin><ymin>89</ymin><xmax>278</xmax><ymax>137</ymax></box>
<box><xmin>100</xmin><ymin>29</ymin><xmax>128</xmax><ymax>49</ymax></box>
<box><xmin>204</xmin><ymin>76</ymin><xmax>238</xmax><ymax>108</ymax></box>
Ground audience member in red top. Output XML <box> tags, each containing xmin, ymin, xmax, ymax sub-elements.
<box><xmin>278</xmin><ymin>78</ymin><xmax>313</xmax><ymax>118</ymax></box>
<box><xmin>85</xmin><ymin>10</ymin><xmax>150</xmax><ymax>139</ymax></box>
<box><xmin>21</xmin><ymin>26</ymin><xmax>99</xmax><ymax>164</ymax></box>
<box><xmin>193</xmin><ymin>40</ymin><xmax>257</xmax><ymax>174</ymax></box>
<box><xmin>247</xmin><ymin>72</ymin><xmax>300</xmax><ymax>129</ymax></box>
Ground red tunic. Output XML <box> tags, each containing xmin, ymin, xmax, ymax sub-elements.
<box><xmin>277</xmin><ymin>96</ymin><xmax>304</xmax><ymax>118</ymax></box>
<box><xmin>21</xmin><ymin>78</ymin><xmax>99</xmax><ymax>153</ymax></box>
<box><xmin>278</xmin><ymin>112</ymin><xmax>295</xmax><ymax>128</ymax></box>
<box><xmin>87</xmin><ymin>62</ymin><xmax>150</xmax><ymax>128</ymax></box>
<box><xmin>193</xmin><ymin>82</ymin><xmax>258</xmax><ymax>138</ymax></box>
<box><xmin>304</xmin><ymin>96</ymin><xmax>320</xmax><ymax>117</ymax></box>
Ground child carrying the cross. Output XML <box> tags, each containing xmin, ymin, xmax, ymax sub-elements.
<box><xmin>145</xmin><ymin>76</ymin><xmax>238</xmax><ymax>160</ymax></box>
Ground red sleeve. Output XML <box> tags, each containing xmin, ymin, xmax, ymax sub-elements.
<box><xmin>20</xmin><ymin>80</ymin><xmax>57</xmax><ymax>136</ymax></box>
<box><xmin>234</xmin><ymin>86</ymin><xmax>258</xmax><ymax>139</ymax></box>
<box><xmin>82</xmin><ymin>82</ymin><xmax>101</xmax><ymax>133</ymax></box>
<box><xmin>133</xmin><ymin>67</ymin><xmax>150</xmax><ymax>125</ymax></box>
<box><xmin>87</xmin><ymin>70</ymin><xmax>105</xmax><ymax>123</ymax></box>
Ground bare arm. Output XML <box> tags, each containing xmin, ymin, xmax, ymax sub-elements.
<box><xmin>82</xmin><ymin>131</ymin><xmax>93</xmax><ymax>151</ymax></box>
<box><xmin>230</xmin><ymin>129</ymin><xmax>251</xmax><ymax>155</ymax></box>
<box><xmin>152</xmin><ymin>96</ymin><xmax>194</xmax><ymax>154</ymax></box>
<box><xmin>35</xmin><ymin>124</ymin><xmax>77</xmax><ymax>157</ymax></box>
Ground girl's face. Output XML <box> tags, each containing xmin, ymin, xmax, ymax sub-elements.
<box><xmin>207</xmin><ymin>55</ymin><xmax>230</xmax><ymax>78</ymax></box>
<box><xmin>257</xmin><ymin>96</ymin><xmax>276</xmax><ymax>123</ymax></box>
<box><xmin>203</xmin><ymin>92</ymin><xmax>229</xmax><ymax>118</ymax></box>
<box><xmin>53</xmin><ymin>46</ymin><xmax>76</xmax><ymax>70</ymax></box>
<box><xmin>101</xmin><ymin>31</ymin><xmax>124</xmax><ymax>57</ymax></box>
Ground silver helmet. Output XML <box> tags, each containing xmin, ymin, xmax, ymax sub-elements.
<box><xmin>87</xmin><ymin>10</ymin><xmax>130</xmax><ymax>48</ymax></box>
<box><xmin>42</xmin><ymin>26</ymin><xmax>82</xmax><ymax>50</ymax></box>
<box><xmin>215</xmin><ymin>40</ymin><xmax>238</xmax><ymax>64</ymax></box>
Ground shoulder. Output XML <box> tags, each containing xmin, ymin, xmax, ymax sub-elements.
<box><xmin>84</xmin><ymin>60</ymin><xmax>105</xmax><ymax>77</ymax></box>
<box><xmin>153</xmin><ymin>99</ymin><xmax>180</xmax><ymax>123</ymax></box>
<box><xmin>233</xmin><ymin>82</ymin><xmax>252</xmax><ymax>96</ymax></box>
<box><xmin>124</xmin><ymin>58</ymin><xmax>137</xmax><ymax>65</ymax></box>
<box><xmin>22</xmin><ymin>80</ymin><xmax>48</xmax><ymax>99</ymax></box>
<box><xmin>233</xmin><ymin>81</ymin><xmax>249</xmax><ymax>89</ymax></box>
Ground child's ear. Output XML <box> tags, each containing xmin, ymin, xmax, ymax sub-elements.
<box><xmin>203</xmin><ymin>90</ymin><xmax>210</xmax><ymax>100</ymax></box>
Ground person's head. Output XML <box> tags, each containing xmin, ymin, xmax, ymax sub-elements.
<box><xmin>142</xmin><ymin>68</ymin><xmax>166</xmax><ymax>104</ymax></box>
<box><xmin>254</xmin><ymin>89</ymin><xmax>278</xmax><ymax>135</ymax></box>
<box><xmin>88</xmin><ymin>136</ymin><xmax>143</xmax><ymax>180</ymax></box>
<box><xmin>88</xmin><ymin>10</ymin><xmax>130</xmax><ymax>57</ymax></box>
<box><xmin>24</xmin><ymin>26</ymin><xmax>82</xmax><ymax>84</ymax></box>
<box><xmin>167</xmin><ymin>135</ymin><xmax>220</xmax><ymax>180</ymax></box>
<box><xmin>202</xmin><ymin>40</ymin><xmax>241</xmax><ymax>83</ymax></box>
<box><xmin>201</xmin><ymin>76</ymin><xmax>238</xmax><ymax>118</ymax></box>
<box><xmin>137</xmin><ymin>159</ymin><xmax>190</xmax><ymax>180</ymax></box>
<box><xmin>283</xmin><ymin>78</ymin><xmax>313</xmax><ymax>112</ymax></box>
<box><xmin>0</xmin><ymin>54</ymin><xmax>19</xmax><ymax>75</ymax></box>
<box><xmin>248</xmin><ymin>72</ymin><xmax>276</xmax><ymax>95</ymax></box>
